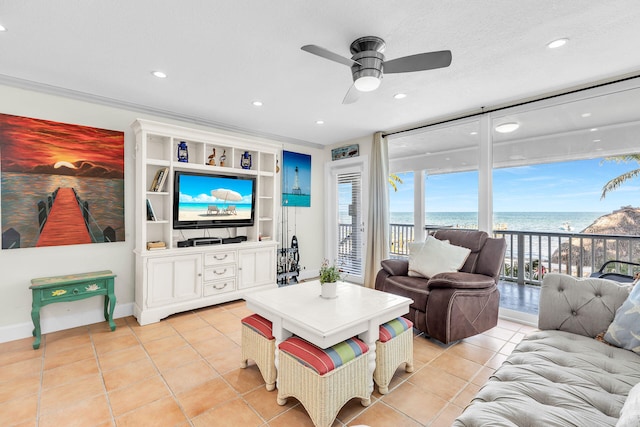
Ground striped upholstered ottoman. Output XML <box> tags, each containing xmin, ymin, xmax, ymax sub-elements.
<box><xmin>240</xmin><ymin>313</ymin><xmax>276</xmax><ymax>391</ymax></box>
<box><xmin>276</xmin><ymin>336</ymin><xmax>371</xmax><ymax>427</ymax></box>
<box><xmin>374</xmin><ymin>316</ymin><xmax>414</xmax><ymax>394</ymax></box>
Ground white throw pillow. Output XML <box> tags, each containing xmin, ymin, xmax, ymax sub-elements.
<box><xmin>408</xmin><ymin>236</ymin><xmax>471</xmax><ymax>278</ymax></box>
<box><xmin>617</xmin><ymin>382</ymin><xmax>640</xmax><ymax>427</ymax></box>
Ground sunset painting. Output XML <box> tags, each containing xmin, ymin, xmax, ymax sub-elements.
<box><xmin>0</xmin><ymin>113</ymin><xmax>124</xmax><ymax>249</ymax></box>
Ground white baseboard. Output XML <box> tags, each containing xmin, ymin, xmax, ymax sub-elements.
<box><xmin>498</xmin><ymin>307</ymin><xmax>538</xmax><ymax>327</ymax></box>
<box><xmin>0</xmin><ymin>302</ymin><xmax>134</xmax><ymax>344</ymax></box>
<box><xmin>299</xmin><ymin>269</ymin><xmax>319</xmax><ymax>281</ymax></box>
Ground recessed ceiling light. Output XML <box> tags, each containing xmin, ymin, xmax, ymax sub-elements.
<box><xmin>595</xmin><ymin>147</ymin><xmax>603</xmax><ymax>151</ymax></box>
<box><xmin>593</xmin><ymin>139</ymin><xmax>601</xmax><ymax>142</ymax></box>
<box><xmin>393</xmin><ymin>93</ymin><xmax>407</xmax><ymax>99</ymax></box>
<box><xmin>590</xmin><ymin>128</ymin><xmax>598</xmax><ymax>132</ymax></box>
<box><xmin>0</xmin><ymin>24</ymin><xmax>6</xmax><ymax>32</ymax></box>
<box><xmin>470</xmin><ymin>131</ymin><xmax>478</xmax><ymax>135</ymax></box>
<box><xmin>151</xmin><ymin>71</ymin><xmax>167</xmax><ymax>78</ymax></box>
<box><xmin>252</xmin><ymin>101</ymin><xmax>263</xmax><ymax>107</ymax></box>
<box><xmin>495</xmin><ymin>122</ymin><xmax>520</xmax><ymax>133</ymax></box>
<box><xmin>581</xmin><ymin>112</ymin><xmax>592</xmax><ymax>118</ymax></box>
<box><xmin>315</xmin><ymin>120</ymin><xmax>324</xmax><ymax>125</ymax></box>
<box><xmin>445</xmin><ymin>157</ymin><xmax>451</xmax><ymax>161</ymax></box>
<box><xmin>547</xmin><ymin>38</ymin><xmax>568</xmax><ymax>49</ymax></box>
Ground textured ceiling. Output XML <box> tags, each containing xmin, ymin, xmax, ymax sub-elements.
<box><xmin>1</xmin><ymin>1</ymin><xmax>640</xmax><ymax>146</ymax></box>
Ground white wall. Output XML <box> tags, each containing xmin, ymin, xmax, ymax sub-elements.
<box><xmin>0</xmin><ymin>84</ymin><xmax>325</xmax><ymax>342</ymax></box>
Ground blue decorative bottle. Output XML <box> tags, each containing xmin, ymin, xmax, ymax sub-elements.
<box><xmin>240</xmin><ymin>151</ymin><xmax>252</xmax><ymax>169</ymax></box>
<box><xmin>177</xmin><ymin>141</ymin><xmax>189</xmax><ymax>162</ymax></box>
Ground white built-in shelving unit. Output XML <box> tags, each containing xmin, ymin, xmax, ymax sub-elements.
<box><xmin>132</xmin><ymin>119</ymin><xmax>279</xmax><ymax>325</ymax></box>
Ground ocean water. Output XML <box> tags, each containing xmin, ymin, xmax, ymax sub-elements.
<box><xmin>389</xmin><ymin>211</ymin><xmax>608</xmax><ymax>233</ymax></box>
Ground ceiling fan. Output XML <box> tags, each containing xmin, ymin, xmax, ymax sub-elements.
<box><xmin>301</xmin><ymin>36</ymin><xmax>452</xmax><ymax>104</ymax></box>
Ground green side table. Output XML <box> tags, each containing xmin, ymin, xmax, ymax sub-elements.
<box><xmin>30</xmin><ymin>270</ymin><xmax>117</xmax><ymax>349</ymax></box>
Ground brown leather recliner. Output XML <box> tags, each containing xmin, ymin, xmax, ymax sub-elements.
<box><xmin>375</xmin><ymin>229</ymin><xmax>506</xmax><ymax>344</ymax></box>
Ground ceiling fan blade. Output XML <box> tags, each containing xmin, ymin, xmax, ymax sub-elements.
<box><xmin>384</xmin><ymin>50</ymin><xmax>452</xmax><ymax>74</ymax></box>
<box><xmin>301</xmin><ymin>45</ymin><xmax>361</xmax><ymax>68</ymax></box>
<box><xmin>342</xmin><ymin>84</ymin><xmax>360</xmax><ymax>104</ymax></box>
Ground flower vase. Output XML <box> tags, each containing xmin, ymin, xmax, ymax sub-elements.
<box><xmin>321</xmin><ymin>281</ymin><xmax>337</xmax><ymax>299</ymax></box>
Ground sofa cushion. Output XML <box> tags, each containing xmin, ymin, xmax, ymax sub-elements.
<box><xmin>278</xmin><ymin>336</ymin><xmax>368</xmax><ymax>376</ymax></box>
<box><xmin>427</xmin><ymin>271</ymin><xmax>496</xmax><ymax>289</ymax></box>
<box><xmin>538</xmin><ymin>273</ymin><xmax>630</xmax><ymax>337</ymax></box>
<box><xmin>453</xmin><ymin>330</ymin><xmax>640</xmax><ymax>427</ymax></box>
<box><xmin>605</xmin><ymin>283</ymin><xmax>640</xmax><ymax>353</ymax></box>
<box><xmin>408</xmin><ymin>236</ymin><xmax>471</xmax><ymax>278</ymax></box>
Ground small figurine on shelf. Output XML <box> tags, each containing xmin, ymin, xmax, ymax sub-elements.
<box><xmin>177</xmin><ymin>141</ymin><xmax>189</xmax><ymax>163</ymax></box>
<box><xmin>219</xmin><ymin>149</ymin><xmax>227</xmax><ymax>167</ymax></box>
<box><xmin>240</xmin><ymin>151</ymin><xmax>252</xmax><ymax>169</ymax></box>
<box><xmin>207</xmin><ymin>148</ymin><xmax>216</xmax><ymax>166</ymax></box>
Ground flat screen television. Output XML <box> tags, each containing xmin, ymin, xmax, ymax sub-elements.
<box><xmin>173</xmin><ymin>170</ymin><xmax>256</xmax><ymax>229</ymax></box>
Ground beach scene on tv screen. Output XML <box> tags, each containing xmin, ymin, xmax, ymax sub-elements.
<box><xmin>178</xmin><ymin>175</ymin><xmax>253</xmax><ymax>221</ymax></box>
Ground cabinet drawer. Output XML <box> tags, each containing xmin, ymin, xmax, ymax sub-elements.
<box><xmin>204</xmin><ymin>251</ymin><xmax>236</xmax><ymax>266</ymax></box>
<box><xmin>38</xmin><ymin>280</ymin><xmax>108</xmax><ymax>303</ymax></box>
<box><xmin>204</xmin><ymin>279</ymin><xmax>236</xmax><ymax>296</ymax></box>
<box><xmin>204</xmin><ymin>265</ymin><xmax>236</xmax><ymax>282</ymax></box>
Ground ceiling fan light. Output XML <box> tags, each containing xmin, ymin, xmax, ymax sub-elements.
<box><xmin>495</xmin><ymin>122</ymin><xmax>520</xmax><ymax>133</ymax></box>
<box><xmin>354</xmin><ymin>76</ymin><xmax>381</xmax><ymax>92</ymax></box>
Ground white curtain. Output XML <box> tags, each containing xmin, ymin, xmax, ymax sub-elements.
<box><xmin>364</xmin><ymin>132</ymin><xmax>390</xmax><ymax>288</ymax></box>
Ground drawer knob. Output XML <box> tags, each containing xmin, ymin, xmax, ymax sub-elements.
<box><xmin>214</xmin><ymin>283</ymin><xmax>228</xmax><ymax>290</ymax></box>
<box><xmin>215</xmin><ymin>268</ymin><xmax>227</xmax><ymax>275</ymax></box>
<box><xmin>214</xmin><ymin>254</ymin><xmax>228</xmax><ymax>260</ymax></box>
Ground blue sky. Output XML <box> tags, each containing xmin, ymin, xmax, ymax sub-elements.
<box><xmin>389</xmin><ymin>158</ymin><xmax>640</xmax><ymax>213</ymax></box>
<box><xmin>178</xmin><ymin>174</ymin><xmax>254</xmax><ymax>204</ymax></box>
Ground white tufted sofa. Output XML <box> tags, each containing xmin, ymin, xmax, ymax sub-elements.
<box><xmin>454</xmin><ymin>273</ymin><xmax>640</xmax><ymax>426</ymax></box>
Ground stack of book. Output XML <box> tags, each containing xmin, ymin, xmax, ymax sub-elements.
<box><xmin>146</xmin><ymin>241</ymin><xmax>166</xmax><ymax>250</ymax></box>
<box><xmin>149</xmin><ymin>167</ymin><xmax>169</xmax><ymax>192</ymax></box>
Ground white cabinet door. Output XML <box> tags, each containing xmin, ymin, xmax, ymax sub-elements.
<box><xmin>147</xmin><ymin>254</ymin><xmax>202</xmax><ymax>307</ymax></box>
<box><xmin>238</xmin><ymin>247</ymin><xmax>275</xmax><ymax>289</ymax></box>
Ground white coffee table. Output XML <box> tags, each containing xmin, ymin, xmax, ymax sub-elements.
<box><xmin>244</xmin><ymin>280</ymin><xmax>413</xmax><ymax>395</ymax></box>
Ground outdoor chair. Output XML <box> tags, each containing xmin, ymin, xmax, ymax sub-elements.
<box><xmin>225</xmin><ymin>205</ymin><xmax>237</xmax><ymax>214</ymax></box>
<box><xmin>207</xmin><ymin>205</ymin><xmax>219</xmax><ymax>215</ymax></box>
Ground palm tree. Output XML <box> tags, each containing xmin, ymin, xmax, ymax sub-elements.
<box><xmin>600</xmin><ymin>154</ymin><xmax>640</xmax><ymax>199</ymax></box>
<box><xmin>388</xmin><ymin>173</ymin><xmax>403</xmax><ymax>192</ymax></box>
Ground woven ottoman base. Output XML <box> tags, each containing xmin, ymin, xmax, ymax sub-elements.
<box><xmin>240</xmin><ymin>322</ymin><xmax>276</xmax><ymax>391</ymax></box>
<box><xmin>276</xmin><ymin>349</ymin><xmax>371</xmax><ymax>427</ymax></box>
<box><xmin>374</xmin><ymin>326</ymin><xmax>414</xmax><ymax>394</ymax></box>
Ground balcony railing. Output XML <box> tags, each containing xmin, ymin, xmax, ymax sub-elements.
<box><xmin>382</xmin><ymin>223</ymin><xmax>640</xmax><ymax>286</ymax></box>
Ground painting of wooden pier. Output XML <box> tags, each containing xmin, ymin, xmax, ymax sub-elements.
<box><xmin>0</xmin><ymin>113</ymin><xmax>124</xmax><ymax>249</ymax></box>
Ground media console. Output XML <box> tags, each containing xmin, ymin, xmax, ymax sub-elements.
<box><xmin>177</xmin><ymin>236</ymin><xmax>248</xmax><ymax>247</ymax></box>
<box><xmin>132</xmin><ymin>119</ymin><xmax>278</xmax><ymax>325</ymax></box>
<box><xmin>178</xmin><ymin>237</ymin><xmax>222</xmax><ymax>247</ymax></box>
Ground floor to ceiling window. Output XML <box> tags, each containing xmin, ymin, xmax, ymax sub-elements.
<box><xmin>387</xmin><ymin>77</ymin><xmax>640</xmax><ymax>324</ymax></box>
<box><xmin>490</xmin><ymin>81</ymin><xmax>640</xmax><ymax>322</ymax></box>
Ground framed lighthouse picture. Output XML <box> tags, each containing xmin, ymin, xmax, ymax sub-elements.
<box><xmin>282</xmin><ymin>150</ymin><xmax>311</xmax><ymax>207</ymax></box>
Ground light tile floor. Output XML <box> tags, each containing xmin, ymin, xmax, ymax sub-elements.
<box><xmin>0</xmin><ymin>300</ymin><xmax>536</xmax><ymax>427</ymax></box>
